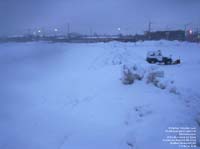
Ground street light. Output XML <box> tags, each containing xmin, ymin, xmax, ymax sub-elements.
<box><xmin>54</xmin><ymin>28</ymin><xmax>58</xmax><ymax>32</ymax></box>
<box><xmin>54</xmin><ymin>28</ymin><xmax>58</xmax><ymax>37</ymax></box>
<box><xmin>189</xmin><ymin>29</ymin><xmax>193</xmax><ymax>35</ymax></box>
<box><xmin>117</xmin><ymin>27</ymin><xmax>122</xmax><ymax>37</ymax></box>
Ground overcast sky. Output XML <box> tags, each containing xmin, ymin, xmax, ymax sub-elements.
<box><xmin>0</xmin><ymin>0</ymin><xmax>199</xmax><ymax>35</ymax></box>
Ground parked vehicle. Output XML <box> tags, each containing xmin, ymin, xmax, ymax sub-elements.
<box><xmin>146</xmin><ymin>50</ymin><xmax>180</xmax><ymax>65</ymax></box>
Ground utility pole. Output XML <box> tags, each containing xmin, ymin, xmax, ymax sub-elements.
<box><xmin>67</xmin><ymin>23</ymin><xmax>70</xmax><ymax>38</ymax></box>
<box><xmin>148</xmin><ymin>21</ymin><xmax>152</xmax><ymax>33</ymax></box>
<box><xmin>184</xmin><ymin>23</ymin><xmax>191</xmax><ymax>32</ymax></box>
<box><xmin>89</xmin><ymin>27</ymin><xmax>93</xmax><ymax>36</ymax></box>
<box><xmin>184</xmin><ymin>23</ymin><xmax>191</xmax><ymax>40</ymax></box>
<box><xmin>147</xmin><ymin>21</ymin><xmax>152</xmax><ymax>40</ymax></box>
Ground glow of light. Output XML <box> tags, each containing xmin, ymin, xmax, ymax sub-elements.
<box><xmin>118</xmin><ymin>28</ymin><xmax>121</xmax><ymax>31</ymax></box>
<box><xmin>189</xmin><ymin>29</ymin><xmax>192</xmax><ymax>34</ymax></box>
<box><xmin>38</xmin><ymin>30</ymin><xmax>41</xmax><ymax>33</ymax></box>
<box><xmin>54</xmin><ymin>28</ymin><xmax>58</xmax><ymax>32</ymax></box>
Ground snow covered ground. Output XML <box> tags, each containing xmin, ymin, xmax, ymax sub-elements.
<box><xmin>0</xmin><ymin>40</ymin><xmax>200</xmax><ymax>149</ymax></box>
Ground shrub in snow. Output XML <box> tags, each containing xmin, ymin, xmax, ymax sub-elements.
<box><xmin>121</xmin><ymin>64</ymin><xmax>145</xmax><ymax>85</ymax></box>
<box><xmin>122</xmin><ymin>67</ymin><xmax>134</xmax><ymax>84</ymax></box>
<box><xmin>165</xmin><ymin>80</ymin><xmax>179</xmax><ymax>94</ymax></box>
<box><xmin>132</xmin><ymin>65</ymin><xmax>145</xmax><ymax>80</ymax></box>
<box><xmin>146</xmin><ymin>70</ymin><xmax>178</xmax><ymax>90</ymax></box>
<box><xmin>169</xmin><ymin>86</ymin><xmax>178</xmax><ymax>94</ymax></box>
<box><xmin>146</xmin><ymin>71</ymin><xmax>164</xmax><ymax>85</ymax></box>
<box><xmin>146</xmin><ymin>73</ymin><xmax>158</xmax><ymax>85</ymax></box>
<box><xmin>121</xmin><ymin>65</ymin><xmax>179</xmax><ymax>95</ymax></box>
<box><xmin>156</xmin><ymin>81</ymin><xmax>167</xmax><ymax>89</ymax></box>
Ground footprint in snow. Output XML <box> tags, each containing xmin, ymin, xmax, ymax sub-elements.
<box><xmin>134</xmin><ymin>105</ymin><xmax>153</xmax><ymax>119</ymax></box>
<box><xmin>125</xmin><ymin>104</ymin><xmax>153</xmax><ymax>125</ymax></box>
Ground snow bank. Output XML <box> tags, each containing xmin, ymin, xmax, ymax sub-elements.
<box><xmin>0</xmin><ymin>41</ymin><xmax>200</xmax><ymax>149</ymax></box>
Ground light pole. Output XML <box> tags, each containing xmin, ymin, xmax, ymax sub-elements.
<box><xmin>37</xmin><ymin>29</ymin><xmax>42</xmax><ymax>37</ymax></box>
<box><xmin>117</xmin><ymin>27</ymin><xmax>122</xmax><ymax>37</ymax></box>
<box><xmin>54</xmin><ymin>28</ymin><xmax>58</xmax><ymax>37</ymax></box>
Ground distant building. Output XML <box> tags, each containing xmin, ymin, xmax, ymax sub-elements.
<box><xmin>145</xmin><ymin>30</ymin><xmax>185</xmax><ymax>41</ymax></box>
<box><xmin>185</xmin><ymin>30</ymin><xmax>200</xmax><ymax>42</ymax></box>
<box><xmin>68</xmin><ymin>32</ymin><xmax>82</xmax><ymax>39</ymax></box>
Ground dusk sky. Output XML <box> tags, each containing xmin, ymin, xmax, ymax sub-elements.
<box><xmin>0</xmin><ymin>0</ymin><xmax>199</xmax><ymax>35</ymax></box>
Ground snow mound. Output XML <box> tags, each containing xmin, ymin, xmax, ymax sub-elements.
<box><xmin>121</xmin><ymin>64</ymin><xmax>179</xmax><ymax>94</ymax></box>
<box><xmin>0</xmin><ymin>41</ymin><xmax>200</xmax><ymax>149</ymax></box>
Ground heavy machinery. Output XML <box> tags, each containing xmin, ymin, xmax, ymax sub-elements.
<box><xmin>146</xmin><ymin>50</ymin><xmax>180</xmax><ymax>65</ymax></box>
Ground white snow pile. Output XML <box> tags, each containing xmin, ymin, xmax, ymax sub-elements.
<box><xmin>121</xmin><ymin>64</ymin><xmax>145</xmax><ymax>84</ymax></box>
<box><xmin>0</xmin><ymin>40</ymin><xmax>200</xmax><ymax>149</ymax></box>
<box><xmin>121</xmin><ymin>64</ymin><xmax>178</xmax><ymax>94</ymax></box>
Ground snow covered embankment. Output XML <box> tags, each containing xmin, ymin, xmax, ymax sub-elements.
<box><xmin>0</xmin><ymin>41</ymin><xmax>200</xmax><ymax>149</ymax></box>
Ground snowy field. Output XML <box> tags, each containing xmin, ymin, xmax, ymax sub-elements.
<box><xmin>0</xmin><ymin>40</ymin><xmax>200</xmax><ymax>149</ymax></box>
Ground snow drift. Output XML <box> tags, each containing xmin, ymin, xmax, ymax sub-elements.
<box><xmin>0</xmin><ymin>40</ymin><xmax>200</xmax><ymax>149</ymax></box>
